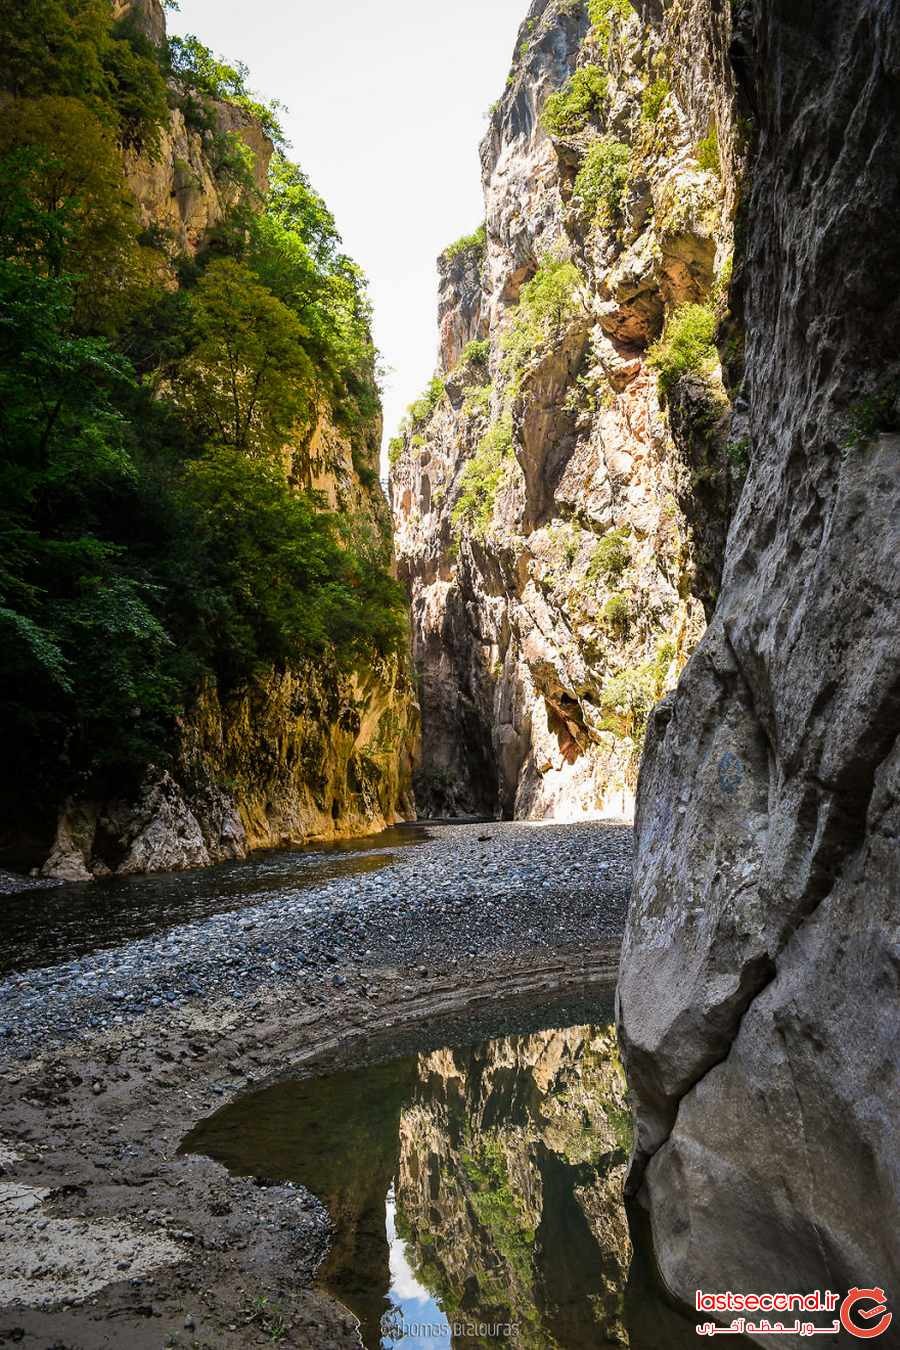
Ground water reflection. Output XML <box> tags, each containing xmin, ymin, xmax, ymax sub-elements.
<box><xmin>183</xmin><ymin>1023</ymin><xmax>662</xmax><ymax>1348</ymax></box>
<box><xmin>0</xmin><ymin>824</ymin><xmax>428</xmax><ymax>976</ymax></box>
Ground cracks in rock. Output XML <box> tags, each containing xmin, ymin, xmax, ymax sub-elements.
<box><xmin>771</xmin><ymin>1015</ymin><xmax>837</xmax><ymax>1290</ymax></box>
<box><xmin>625</xmin><ymin>947</ymin><xmax>777</xmax><ymax>1195</ymax></box>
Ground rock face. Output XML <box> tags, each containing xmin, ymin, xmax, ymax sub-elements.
<box><xmin>40</xmin><ymin>2</ymin><xmax>416</xmax><ymax>881</ymax></box>
<box><xmin>391</xmin><ymin>0</ymin><xmax>744</xmax><ymax>821</ymax></box>
<box><xmin>617</xmin><ymin>0</ymin><xmax>900</xmax><ymax>1330</ymax></box>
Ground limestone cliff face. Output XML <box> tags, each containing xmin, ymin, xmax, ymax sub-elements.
<box><xmin>41</xmin><ymin>1</ymin><xmax>416</xmax><ymax>882</ymax></box>
<box><xmin>391</xmin><ymin>0</ymin><xmax>743</xmax><ymax>821</ymax></box>
<box><xmin>616</xmin><ymin>0</ymin><xmax>900</xmax><ymax>1327</ymax></box>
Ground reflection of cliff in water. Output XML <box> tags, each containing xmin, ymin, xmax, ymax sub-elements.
<box><xmin>182</xmin><ymin>1021</ymin><xmax>721</xmax><ymax>1348</ymax></box>
<box><xmin>396</xmin><ymin>1027</ymin><xmax>632</xmax><ymax>1347</ymax></box>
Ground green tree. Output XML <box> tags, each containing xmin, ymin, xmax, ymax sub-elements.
<box><xmin>175</xmin><ymin>257</ymin><xmax>315</xmax><ymax>459</ymax></box>
<box><xmin>0</xmin><ymin>97</ymin><xmax>151</xmax><ymax>332</ymax></box>
<box><xmin>0</xmin><ymin>1</ymin><xmax>169</xmax><ymax>153</ymax></box>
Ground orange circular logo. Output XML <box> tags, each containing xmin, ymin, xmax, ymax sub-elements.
<box><xmin>840</xmin><ymin>1287</ymin><xmax>893</xmax><ymax>1339</ymax></box>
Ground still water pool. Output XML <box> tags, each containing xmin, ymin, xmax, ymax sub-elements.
<box><xmin>183</xmin><ymin>1014</ymin><xmax>713</xmax><ymax>1349</ymax></box>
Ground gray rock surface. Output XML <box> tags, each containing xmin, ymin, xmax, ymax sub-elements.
<box><xmin>617</xmin><ymin>0</ymin><xmax>900</xmax><ymax>1330</ymax></box>
<box><xmin>391</xmin><ymin>0</ymin><xmax>741</xmax><ymax>824</ymax></box>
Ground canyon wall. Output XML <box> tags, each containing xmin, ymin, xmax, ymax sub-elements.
<box><xmin>392</xmin><ymin>0</ymin><xmax>899</xmax><ymax>1322</ymax></box>
<box><xmin>617</xmin><ymin>0</ymin><xmax>900</xmax><ymax>1324</ymax></box>
<box><xmin>391</xmin><ymin>0</ymin><xmax>745</xmax><ymax>821</ymax></box>
<box><xmin>39</xmin><ymin>0</ymin><xmax>416</xmax><ymax>882</ymax></box>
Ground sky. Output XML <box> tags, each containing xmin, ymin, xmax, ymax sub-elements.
<box><xmin>167</xmin><ymin>0</ymin><xmax>527</xmax><ymax>470</ymax></box>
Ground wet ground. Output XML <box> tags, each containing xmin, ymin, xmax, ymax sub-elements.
<box><xmin>0</xmin><ymin>825</ymin><xmax>428</xmax><ymax>977</ymax></box>
<box><xmin>0</xmin><ymin>817</ymin><xmax>711</xmax><ymax>1349</ymax></box>
<box><xmin>0</xmin><ymin>820</ymin><xmax>631</xmax><ymax>1059</ymax></box>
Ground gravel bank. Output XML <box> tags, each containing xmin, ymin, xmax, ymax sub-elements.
<box><xmin>0</xmin><ymin>819</ymin><xmax>631</xmax><ymax>1348</ymax></box>
<box><xmin>0</xmin><ymin>820</ymin><xmax>631</xmax><ymax>1059</ymax></box>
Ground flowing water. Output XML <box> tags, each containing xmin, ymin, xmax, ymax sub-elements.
<box><xmin>0</xmin><ymin>825</ymin><xmax>428</xmax><ymax>976</ymax></box>
<box><xmin>183</xmin><ymin>1012</ymin><xmax>709</xmax><ymax>1349</ymax></box>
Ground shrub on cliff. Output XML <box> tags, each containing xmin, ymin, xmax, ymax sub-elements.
<box><xmin>541</xmin><ymin>66</ymin><xmax>608</xmax><ymax>136</ymax></box>
<box><xmin>647</xmin><ymin>303</ymin><xmax>718</xmax><ymax>393</ymax></box>
<box><xmin>459</xmin><ymin>339</ymin><xmax>490</xmax><ymax>368</ymax></box>
<box><xmin>573</xmin><ymin>138</ymin><xmax>631</xmax><ymax>225</ymax></box>
<box><xmin>443</xmin><ymin>225</ymin><xmax>487</xmax><ymax>261</ymax></box>
<box><xmin>587</xmin><ymin>528</ymin><xmax>631</xmax><ymax>583</ymax></box>
<box><xmin>167</xmin><ymin>34</ymin><xmax>286</xmax><ymax>146</ymax></box>
<box><xmin>501</xmin><ymin>259</ymin><xmax>585</xmax><ymax>388</ymax></box>
<box><xmin>641</xmin><ymin>78</ymin><xmax>670</xmax><ymax>123</ymax></box>
<box><xmin>451</xmin><ymin>415</ymin><xmax>513</xmax><ymax>539</ymax></box>
<box><xmin>588</xmin><ymin>0</ymin><xmax>634</xmax><ymax>57</ymax></box>
<box><xmin>408</xmin><ymin>376</ymin><xmax>446</xmax><ymax>427</ymax></box>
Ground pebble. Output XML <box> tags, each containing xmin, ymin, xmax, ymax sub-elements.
<box><xmin>0</xmin><ymin>821</ymin><xmax>631</xmax><ymax>1060</ymax></box>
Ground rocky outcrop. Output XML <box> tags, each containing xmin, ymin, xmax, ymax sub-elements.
<box><xmin>391</xmin><ymin>0</ymin><xmax>744</xmax><ymax>822</ymax></box>
<box><xmin>123</xmin><ymin>98</ymin><xmax>272</xmax><ymax>256</ymax></box>
<box><xmin>40</xmin><ymin>1</ymin><xmax>417</xmax><ymax>881</ymax></box>
<box><xmin>617</xmin><ymin>0</ymin><xmax>900</xmax><ymax>1331</ymax></box>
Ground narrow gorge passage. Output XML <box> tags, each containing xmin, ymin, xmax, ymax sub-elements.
<box><xmin>0</xmin><ymin>0</ymin><xmax>898</xmax><ymax>1346</ymax></box>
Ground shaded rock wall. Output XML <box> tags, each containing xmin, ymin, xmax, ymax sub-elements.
<box><xmin>392</xmin><ymin>0</ymin><xmax>745</xmax><ymax>822</ymax></box>
<box><xmin>617</xmin><ymin>0</ymin><xmax>900</xmax><ymax>1327</ymax></box>
<box><xmin>41</xmin><ymin>2</ymin><xmax>416</xmax><ymax>881</ymax></box>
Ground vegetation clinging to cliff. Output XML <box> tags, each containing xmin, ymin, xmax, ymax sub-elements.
<box><xmin>451</xmin><ymin>416</ymin><xmax>514</xmax><ymax>538</ymax></box>
<box><xmin>541</xmin><ymin>65</ymin><xmax>608</xmax><ymax>136</ymax></box>
<box><xmin>648</xmin><ymin>304</ymin><xmax>718</xmax><ymax>393</ymax></box>
<box><xmin>501</xmin><ymin>258</ymin><xmax>585</xmax><ymax>388</ymax></box>
<box><xmin>573</xmin><ymin>138</ymin><xmax>631</xmax><ymax>224</ymax></box>
<box><xmin>0</xmin><ymin>1</ymin><xmax>404</xmax><ymax>818</ymax></box>
<box><xmin>443</xmin><ymin>224</ymin><xmax>487</xmax><ymax>261</ymax></box>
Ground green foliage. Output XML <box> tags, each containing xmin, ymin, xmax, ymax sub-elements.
<box><xmin>461</xmin><ymin>1132</ymin><xmax>535</xmax><ymax>1290</ymax></box>
<box><xmin>541</xmin><ymin>65</ymin><xmax>608</xmax><ymax>136</ymax></box>
<box><xmin>647</xmin><ymin>303</ymin><xmax>718</xmax><ymax>393</ymax></box>
<box><xmin>0</xmin><ymin>97</ymin><xmax>151</xmax><ymax>332</ymax></box>
<box><xmin>588</xmin><ymin>0</ymin><xmax>633</xmax><ymax>55</ymax></box>
<box><xmin>459</xmin><ymin>338</ymin><xmax>490</xmax><ymax>368</ymax></box>
<box><xmin>442</xmin><ymin>224</ymin><xmax>486</xmax><ymax>261</ymax></box>
<box><xmin>408</xmin><ymin>375</ymin><xmax>446</xmax><ymax>426</ymax></box>
<box><xmin>175</xmin><ymin>257</ymin><xmax>315</xmax><ymax>458</ymax></box>
<box><xmin>602</xmin><ymin>592</ymin><xmax>631</xmax><ymax>637</ymax></box>
<box><xmin>451</xmin><ymin>415</ymin><xmax>513</xmax><ymax>538</ymax></box>
<box><xmin>712</xmin><ymin>254</ymin><xmax>734</xmax><ymax>308</ymax></box>
<box><xmin>0</xmin><ymin>0</ymin><xmax>169</xmax><ymax>154</ymax></box>
<box><xmin>179</xmin><ymin>451</ymin><xmax>405</xmax><ymax>683</ymax></box>
<box><xmin>167</xmin><ymin>34</ymin><xmax>287</xmax><ymax>146</ymax></box>
<box><xmin>725</xmin><ymin>436</ymin><xmax>750</xmax><ymax>472</ymax></box>
<box><xmin>573</xmin><ymin>138</ymin><xmax>631</xmax><ymax>224</ymax></box>
<box><xmin>0</xmin><ymin>43</ymin><xmax>402</xmax><ymax>819</ymax></box>
<box><xmin>600</xmin><ymin>639</ymin><xmax>675</xmax><ymax>740</ymax></box>
<box><xmin>587</xmin><ymin>527</ymin><xmax>631</xmax><ymax>583</ymax></box>
<box><xmin>501</xmin><ymin>259</ymin><xmax>584</xmax><ymax>386</ymax></box>
<box><xmin>387</xmin><ymin>435</ymin><xmax>404</xmax><ymax>466</ymax></box>
<box><xmin>641</xmin><ymin>78</ymin><xmax>670</xmax><ymax>122</ymax></box>
<box><xmin>696</xmin><ymin>128</ymin><xmax>720</xmax><ymax>174</ymax></box>
<box><xmin>247</xmin><ymin>154</ymin><xmax>379</xmax><ymax>437</ymax></box>
<box><xmin>463</xmin><ymin>383</ymin><xmax>492</xmax><ymax>417</ymax></box>
<box><xmin>843</xmin><ymin>386</ymin><xmax>900</xmax><ymax>451</ymax></box>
